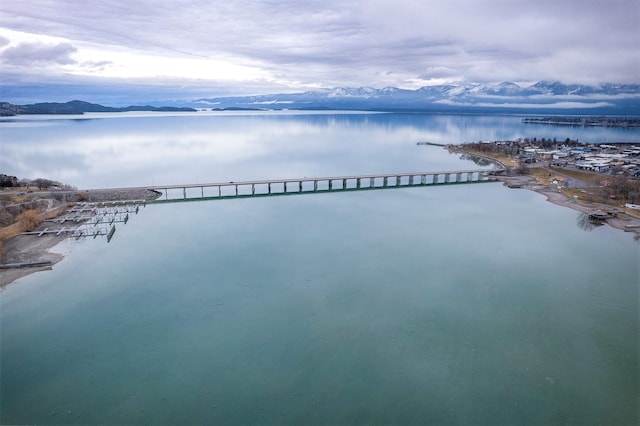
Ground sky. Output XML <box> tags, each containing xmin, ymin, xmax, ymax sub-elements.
<box><xmin>0</xmin><ymin>0</ymin><xmax>638</xmax><ymax>104</ymax></box>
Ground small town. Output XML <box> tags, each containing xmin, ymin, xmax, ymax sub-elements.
<box><xmin>450</xmin><ymin>139</ymin><xmax>640</xmax><ymax>225</ymax></box>
<box><xmin>456</xmin><ymin>139</ymin><xmax>640</xmax><ymax>177</ymax></box>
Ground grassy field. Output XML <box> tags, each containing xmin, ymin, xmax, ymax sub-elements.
<box><xmin>455</xmin><ymin>148</ymin><xmax>519</xmax><ymax>167</ymax></box>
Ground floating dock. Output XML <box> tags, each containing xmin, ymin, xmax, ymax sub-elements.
<box><xmin>23</xmin><ymin>200</ymin><xmax>145</xmax><ymax>242</ymax></box>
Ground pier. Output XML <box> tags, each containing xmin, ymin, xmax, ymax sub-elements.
<box><xmin>148</xmin><ymin>169</ymin><xmax>502</xmax><ymax>202</ymax></box>
<box><xmin>21</xmin><ymin>224</ymin><xmax>117</xmax><ymax>242</ymax></box>
<box><xmin>22</xmin><ymin>200</ymin><xmax>146</xmax><ymax>242</ymax></box>
<box><xmin>49</xmin><ymin>202</ymin><xmax>144</xmax><ymax>225</ymax></box>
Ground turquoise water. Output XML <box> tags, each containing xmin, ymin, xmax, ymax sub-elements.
<box><xmin>1</xmin><ymin>112</ymin><xmax>639</xmax><ymax>424</ymax></box>
<box><xmin>2</xmin><ymin>184</ymin><xmax>638</xmax><ymax>425</ymax></box>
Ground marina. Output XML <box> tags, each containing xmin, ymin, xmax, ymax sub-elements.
<box><xmin>21</xmin><ymin>200</ymin><xmax>146</xmax><ymax>242</ymax></box>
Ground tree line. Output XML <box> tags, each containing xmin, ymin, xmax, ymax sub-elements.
<box><xmin>0</xmin><ymin>175</ymin><xmax>70</xmax><ymax>190</ymax></box>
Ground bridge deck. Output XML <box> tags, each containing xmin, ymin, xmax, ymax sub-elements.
<box><xmin>143</xmin><ymin>168</ymin><xmax>503</xmax><ymax>202</ymax></box>
<box><xmin>148</xmin><ymin>169</ymin><xmax>496</xmax><ymax>191</ymax></box>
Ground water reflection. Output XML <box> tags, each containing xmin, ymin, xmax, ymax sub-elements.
<box><xmin>2</xmin><ymin>112</ymin><xmax>639</xmax><ymax>189</ymax></box>
<box><xmin>458</xmin><ymin>153</ymin><xmax>494</xmax><ymax>167</ymax></box>
<box><xmin>576</xmin><ymin>212</ymin><xmax>605</xmax><ymax>231</ymax></box>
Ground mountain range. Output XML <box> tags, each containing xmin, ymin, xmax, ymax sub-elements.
<box><xmin>1</xmin><ymin>81</ymin><xmax>638</xmax><ymax>115</ymax></box>
<box><xmin>174</xmin><ymin>81</ymin><xmax>639</xmax><ymax>114</ymax></box>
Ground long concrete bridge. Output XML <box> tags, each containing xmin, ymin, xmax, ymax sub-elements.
<box><xmin>148</xmin><ymin>168</ymin><xmax>504</xmax><ymax>202</ymax></box>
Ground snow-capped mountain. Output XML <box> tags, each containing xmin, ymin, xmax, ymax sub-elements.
<box><xmin>172</xmin><ymin>81</ymin><xmax>640</xmax><ymax>114</ymax></box>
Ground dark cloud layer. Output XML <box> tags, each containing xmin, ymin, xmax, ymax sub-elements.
<box><xmin>1</xmin><ymin>41</ymin><xmax>77</xmax><ymax>66</ymax></box>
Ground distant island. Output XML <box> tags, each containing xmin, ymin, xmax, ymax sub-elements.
<box><xmin>523</xmin><ymin>117</ymin><xmax>640</xmax><ymax>128</ymax></box>
<box><xmin>0</xmin><ymin>100</ymin><xmax>196</xmax><ymax>116</ymax></box>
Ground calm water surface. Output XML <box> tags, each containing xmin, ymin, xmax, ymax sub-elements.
<box><xmin>1</xmin><ymin>112</ymin><xmax>639</xmax><ymax>425</ymax></box>
<box><xmin>2</xmin><ymin>111</ymin><xmax>639</xmax><ymax>188</ymax></box>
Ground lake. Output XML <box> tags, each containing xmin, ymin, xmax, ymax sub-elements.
<box><xmin>2</xmin><ymin>111</ymin><xmax>640</xmax><ymax>189</ymax></box>
<box><xmin>1</xmin><ymin>112</ymin><xmax>639</xmax><ymax>425</ymax></box>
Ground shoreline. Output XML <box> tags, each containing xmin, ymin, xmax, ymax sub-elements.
<box><xmin>0</xmin><ymin>235</ymin><xmax>66</xmax><ymax>286</ymax></box>
<box><xmin>497</xmin><ymin>175</ymin><xmax>640</xmax><ymax>233</ymax></box>
<box><xmin>0</xmin><ymin>188</ymin><xmax>159</xmax><ymax>287</ymax></box>
<box><xmin>2</xmin><ymin>177</ymin><xmax>639</xmax><ymax>287</ymax></box>
<box><xmin>454</xmin><ymin>146</ymin><xmax>640</xmax><ymax>235</ymax></box>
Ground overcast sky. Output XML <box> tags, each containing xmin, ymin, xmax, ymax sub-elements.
<box><xmin>0</xmin><ymin>0</ymin><xmax>638</xmax><ymax>102</ymax></box>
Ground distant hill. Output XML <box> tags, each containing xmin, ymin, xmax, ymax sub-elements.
<box><xmin>0</xmin><ymin>100</ymin><xmax>196</xmax><ymax>116</ymax></box>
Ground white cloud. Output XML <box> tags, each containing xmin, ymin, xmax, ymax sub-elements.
<box><xmin>0</xmin><ymin>0</ymin><xmax>637</xmax><ymax>100</ymax></box>
<box><xmin>435</xmin><ymin>100</ymin><xmax>615</xmax><ymax>109</ymax></box>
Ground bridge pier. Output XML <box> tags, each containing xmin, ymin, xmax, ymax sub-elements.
<box><xmin>433</xmin><ymin>174</ymin><xmax>439</xmax><ymax>184</ymax></box>
<box><xmin>383</xmin><ymin>177</ymin><xmax>388</xmax><ymax>187</ymax></box>
<box><xmin>314</xmin><ymin>181</ymin><xmax>318</xmax><ymax>191</ymax></box>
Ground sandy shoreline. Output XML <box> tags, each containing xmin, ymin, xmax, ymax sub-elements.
<box><xmin>1</xmin><ymin>180</ymin><xmax>638</xmax><ymax>287</ymax></box>
<box><xmin>497</xmin><ymin>175</ymin><xmax>640</xmax><ymax>233</ymax></box>
<box><xmin>0</xmin><ymin>234</ymin><xmax>66</xmax><ymax>286</ymax></box>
